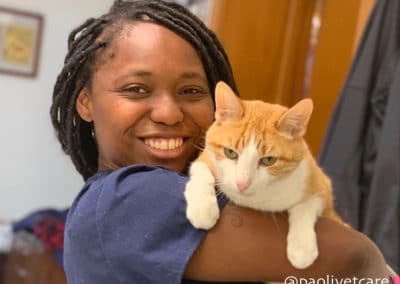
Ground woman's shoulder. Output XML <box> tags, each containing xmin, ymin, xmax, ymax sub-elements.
<box><xmin>65</xmin><ymin>165</ymin><xmax>206</xmax><ymax>283</ymax></box>
<box><xmin>72</xmin><ymin>165</ymin><xmax>188</xmax><ymax>207</ymax></box>
<box><xmin>67</xmin><ymin>164</ymin><xmax>190</xmax><ymax>230</ymax></box>
<box><xmin>101</xmin><ymin>164</ymin><xmax>189</xmax><ymax>197</ymax></box>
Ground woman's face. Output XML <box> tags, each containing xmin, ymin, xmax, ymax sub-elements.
<box><xmin>77</xmin><ymin>22</ymin><xmax>214</xmax><ymax>173</ymax></box>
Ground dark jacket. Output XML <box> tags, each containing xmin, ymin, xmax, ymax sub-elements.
<box><xmin>319</xmin><ymin>0</ymin><xmax>400</xmax><ymax>272</ymax></box>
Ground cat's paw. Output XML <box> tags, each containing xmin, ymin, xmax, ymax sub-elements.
<box><xmin>185</xmin><ymin>181</ymin><xmax>220</xmax><ymax>230</ymax></box>
<box><xmin>186</xmin><ymin>195</ymin><xmax>220</xmax><ymax>229</ymax></box>
<box><xmin>286</xmin><ymin>229</ymin><xmax>319</xmax><ymax>269</ymax></box>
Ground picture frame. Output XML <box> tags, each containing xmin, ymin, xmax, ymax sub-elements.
<box><xmin>0</xmin><ymin>6</ymin><xmax>43</xmax><ymax>78</ymax></box>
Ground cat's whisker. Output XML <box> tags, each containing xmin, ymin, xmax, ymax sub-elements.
<box><xmin>219</xmin><ymin>192</ymin><xmax>229</xmax><ymax>202</ymax></box>
<box><xmin>271</xmin><ymin>212</ymin><xmax>284</xmax><ymax>237</ymax></box>
<box><xmin>189</xmin><ymin>141</ymin><xmax>205</xmax><ymax>152</ymax></box>
<box><xmin>224</xmin><ymin>195</ymin><xmax>230</xmax><ymax>202</ymax></box>
<box><xmin>213</xmin><ymin>187</ymin><xmax>227</xmax><ymax>199</ymax></box>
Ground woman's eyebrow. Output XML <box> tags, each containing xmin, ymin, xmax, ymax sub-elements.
<box><xmin>113</xmin><ymin>70</ymin><xmax>208</xmax><ymax>85</ymax></box>
<box><xmin>113</xmin><ymin>70</ymin><xmax>152</xmax><ymax>85</ymax></box>
<box><xmin>180</xmin><ymin>71</ymin><xmax>208</xmax><ymax>84</ymax></box>
<box><xmin>124</xmin><ymin>70</ymin><xmax>152</xmax><ymax>78</ymax></box>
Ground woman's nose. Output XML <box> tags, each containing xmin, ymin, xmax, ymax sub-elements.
<box><xmin>150</xmin><ymin>94</ymin><xmax>184</xmax><ymax>125</ymax></box>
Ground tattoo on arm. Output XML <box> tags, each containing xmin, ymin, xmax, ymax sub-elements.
<box><xmin>223</xmin><ymin>207</ymin><xmax>243</xmax><ymax>228</ymax></box>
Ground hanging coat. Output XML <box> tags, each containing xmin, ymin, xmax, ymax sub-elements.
<box><xmin>319</xmin><ymin>0</ymin><xmax>400</xmax><ymax>272</ymax></box>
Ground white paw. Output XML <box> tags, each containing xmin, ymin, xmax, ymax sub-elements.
<box><xmin>287</xmin><ymin>230</ymin><xmax>319</xmax><ymax>269</ymax></box>
<box><xmin>185</xmin><ymin>181</ymin><xmax>220</xmax><ymax>230</ymax></box>
<box><xmin>186</xmin><ymin>198</ymin><xmax>219</xmax><ymax>229</ymax></box>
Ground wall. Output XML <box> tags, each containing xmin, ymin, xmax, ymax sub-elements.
<box><xmin>0</xmin><ymin>0</ymin><xmax>114</xmax><ymax>221</ymax></box>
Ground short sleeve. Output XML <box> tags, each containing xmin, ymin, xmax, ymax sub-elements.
<box><xmin>95</xmin><ymin>165</ymin><xmax>206</xmax><ymax>284</ymax></box>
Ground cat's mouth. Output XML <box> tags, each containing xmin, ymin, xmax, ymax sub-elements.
<box><xmin>224</xmin><ymin>188</ymin><xmax>255</xmax><ymax>198</ymax></box>
<box><xmin>236</xmin><ymin>190</ymin><xmax>255</xmax><ymax>197</ymax></box>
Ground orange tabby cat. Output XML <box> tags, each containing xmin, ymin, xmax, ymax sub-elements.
<box><xmin>184</xmin><ymin>81</ymin><xmax>343</xmax><ymax>269</ymax></box>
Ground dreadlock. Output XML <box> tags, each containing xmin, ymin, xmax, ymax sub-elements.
<box><xmin>50</xmin><ymin>0</ymin><xmax>238</xmax><ymax>181</ymax></box>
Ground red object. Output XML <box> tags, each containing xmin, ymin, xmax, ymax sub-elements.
<box><xmin>33</xmin><ymin>218</ymin><xmax>65</xmax><ymax>251</ymax></box>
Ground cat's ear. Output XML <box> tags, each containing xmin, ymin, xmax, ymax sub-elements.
<box><xmin>215</xmin><ymin>81</ymin><xmax>243</xmax><ymax>122</ymax></box>
<box><xmin>277</xmin><ymin>98</ymin><xmax>313</xmax><ymax>138</ymax></box>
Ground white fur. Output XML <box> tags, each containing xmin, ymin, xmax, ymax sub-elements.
<box><xmin>235</xmin><ymin>134</ymin><xmax>259</xmax><ymax>183</ymax></box>
<box><xmin>185</xmin><ymin>131</ymin><xmax>324</xmax><ymax>269</ymax></box>
<box><xmin>213</xmin><ymin>134</ymin><xmax>309</xmax><ymax>212</ymax></box>
<box><xmin>287</xmin><ymin>196</ymin><xmax>324</xmax><ymax>268</ymax></box>
<box><xmin>184</xmin><ymin>161</ymin><xmax>220</xmax><ymax>229</ymax></box>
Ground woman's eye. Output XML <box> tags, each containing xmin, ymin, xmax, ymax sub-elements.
<box><xmin>223</xmin><ymin>148</ymin><xmax>239</xmax><ymax>160</ymax></box>
<box><xmin>181</xmin><ymin>87</ymin><xmax>205</xmax><ymax>95</ymax></box>
<box><xmin>259</xmin><ymin>156</ymin><xmax>278</xmax><ymax>166</ymax></box>
<box><xmin>123</xmin><ymin>85</ymin><xmax>148</xmax><ymax>95</ymax></box>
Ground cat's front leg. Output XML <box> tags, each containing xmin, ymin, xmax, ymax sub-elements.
<box><xmin>184</xmin><ymin>161</ymin><xmax>220</xmax><ymax>229</ymax></box>
<box><xmin>286</xmin><ymin>196</ymin><xmax>324</xmax><ymax>269</ymax></box>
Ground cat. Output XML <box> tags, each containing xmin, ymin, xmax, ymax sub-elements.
<box><xmin>184</xmin><ymin>81</ymin><xmax>344</xmax><ymax>270</ymax></box>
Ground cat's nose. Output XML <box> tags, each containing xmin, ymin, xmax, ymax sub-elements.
<box><xmin>236</xmin><ymin>177</ymin><xmax>250</xmax><ymax>193</ymax></box>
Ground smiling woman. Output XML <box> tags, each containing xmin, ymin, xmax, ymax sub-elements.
<box><xmin>50</xmin><ymin>0</ymin><xmax>390</xmax><ymax>283</ymax></box>
<box><xmin>76</xmin><ymin>22</ymin><xmax>214</xmax><ymax>173</ymax></box>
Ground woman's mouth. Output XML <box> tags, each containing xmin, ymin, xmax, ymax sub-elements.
<box><xmin>143</xmin><ymin>137</ymin><xmax>183</xmax><ymax>150</ymax></box>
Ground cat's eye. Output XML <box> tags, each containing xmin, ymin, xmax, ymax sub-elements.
<box><xmin>223</xmin><ymin>148</ymin><xmax>239</xmax><ymax>160</ymax></box>
<box><xmin>259</xmin><ymin>156</ymin><xmax>278</xmax><ymax>166</ymax></box>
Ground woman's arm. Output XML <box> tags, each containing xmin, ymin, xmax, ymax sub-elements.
<box><xmin>184</xmin><ymin>203</ymin><xmax>389</xmax><ymax>282</ymax></box>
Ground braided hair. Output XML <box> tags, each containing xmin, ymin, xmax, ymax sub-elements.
<box><xmin>50</xmin><ymin>0</ymin><xmax>238</xmax><ymax>181</ymax></box>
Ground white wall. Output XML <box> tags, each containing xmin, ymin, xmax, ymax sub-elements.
<box><xmin>0</xmin><ymin>0</ymin><xmax>114</xmax><ymax>221</ymax></box>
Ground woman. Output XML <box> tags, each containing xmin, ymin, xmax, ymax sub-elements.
<box><xmin>50</xmin><ymin>0</ymin><xmax>389</xmax><ymax>283</ymax></box>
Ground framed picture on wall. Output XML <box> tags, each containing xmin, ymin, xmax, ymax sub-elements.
<box><xmin>0</xmin><ymin>6</ymin><xmax>43</xmax><ymax>78</ymax></box>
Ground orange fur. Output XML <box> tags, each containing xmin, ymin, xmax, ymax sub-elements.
<box><xmin>197</xmin><ymin>82</ymin><xmax>344</xmax><ymax>223</ymax></box>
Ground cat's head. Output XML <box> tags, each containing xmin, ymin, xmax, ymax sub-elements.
<box><xmin>206</xmin><ymin>81</ymin><xmax>313</xmax><ymax>197</ymax></box>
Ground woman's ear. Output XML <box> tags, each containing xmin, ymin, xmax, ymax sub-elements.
<box><xmin>76</xmin><ymin>88</ymin><xmax>93</xmax><ymax>122</ymax></box>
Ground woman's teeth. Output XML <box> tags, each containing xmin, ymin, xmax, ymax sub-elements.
<box><xmin>144</xmin><ymin>138</ymin><xmax>183</xmax><ymax>150</ymax></box>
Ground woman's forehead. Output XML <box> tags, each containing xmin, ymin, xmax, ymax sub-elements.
<box><xmin>95</xmin><ymin>22</ymin><xmax>205</xmax><ymax>73</ymax></box>
<box><xmin>119</xmin><ymin>22</ymin><xmax>196</xmax><ymax>52</ymax></box>
<box><xmin>89</xmin><ymin>21</ymin><xmax>208</xmax><ymax>88</ymax></box>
